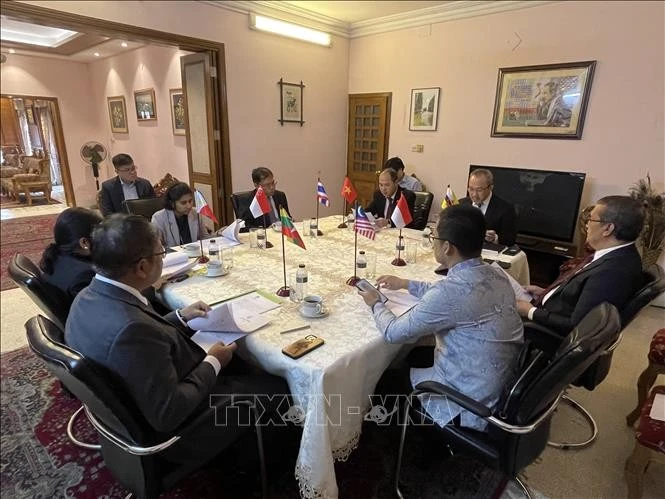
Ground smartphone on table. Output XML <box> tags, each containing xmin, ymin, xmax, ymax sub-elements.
<box><xmin>282</xmin><ymin>335</ymin><xmax>325</xmax><ymax>359</ymax></box>
<box><xmin>354</xmin><ymin>279</ymin><xmax>389</xmax><ymax>304</ymax></box>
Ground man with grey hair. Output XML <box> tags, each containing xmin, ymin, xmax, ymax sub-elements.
<box><xmin>460</xmin><ymin>168</ymin><xmax>517</xmax><ymax>246</ymax></box>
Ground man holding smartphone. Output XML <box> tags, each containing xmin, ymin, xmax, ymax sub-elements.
<box><xmin>357</xmin><ymin>205</ymin><xmax>523</xmax><ymax>431</ymax></box>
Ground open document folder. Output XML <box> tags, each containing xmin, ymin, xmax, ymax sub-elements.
<box><xmin>188</xmin><ymin>291</ymin><xmax>279</xmax><ymax>347</ymax></box>
<box><xmin>161</xmin><ymin>252</ymin><xmax>198</xmax><ymax>279</ymax></box>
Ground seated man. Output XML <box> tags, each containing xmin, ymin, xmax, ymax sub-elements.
<box><xmin>460</xmin><ymin>168</ymin><xmax>517</xmax><ymax>246</ymax></box>
<box><xmin>384</xmin><ymin>156</ymin><xmax>422</xmax><ymax>192</ymax></box>
<box><xmin>358</xmin><ymin>205</ymin><xmax>524</xmax><ymax>430</ymax></box>
<box><xmin>99</xmin><ymin>153</ymin><xmax>156</xmax><ymax>216</ymax></box>
<box><xmin>365</xmin><ymin>168</ymin><xmax>416</xmax><ymax>229</ymax></box>
<box><xmin>238</xmin><ymin>167</ymin><xmax>290</xmax><ymax>229</ymax></box>
<box><xmin>517</xmin><ymin>195</ymin><xmax>645</xmax><ymax>333</ymax></box>
<box><xmin>65</xmin><ymin>214</ymin><xmax>288</xmax><ymax>464</ymax></box>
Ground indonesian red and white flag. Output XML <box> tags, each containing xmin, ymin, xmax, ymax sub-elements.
<box><xmin>194</xmin><ymin>190</ymin><xmax>218</xmax><ymax>224</ymax></box>
<box><xmin>249</xmin><ymin>186</ymin><xmax>271</xmax><ymax>218</ymax></box>
<box><xmin>390</xmin><ymin>194</ymin><xmax>413</xmax><ymax>229</ymax></box>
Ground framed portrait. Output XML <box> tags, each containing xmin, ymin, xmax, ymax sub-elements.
<box><xmin>278</xmin><ymin>78</ymin><xmax>305</xmax><ymax>126</ymax></box>
<box><xmin>169</xmin><ymin>88</ymin><xmax>186</xmax><ymax>135</ymax></box>
<box><xmin>409</xmin><ymin>87</ymin><xmax>440</xmax><ymax>131</ymax></box>
<box><xmin>490</xmin><ymin>60</ymin><xmax>596</xmax><ymax>139</ymax></box>
<box><xmin>107</xmin><ymin>96</ymin><xmax>129</xmax><ymax>133</ymax></box>
<box><xmin>134</xmin><ymin>88</ymin><xmax>157</xmax><ymax>121</ymax></box>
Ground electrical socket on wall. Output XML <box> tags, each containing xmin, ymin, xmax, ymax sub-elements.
<box><xmin>411</xmin><ymin>144</ymin><xmax>424</xmax><ymax>153</ymax></box>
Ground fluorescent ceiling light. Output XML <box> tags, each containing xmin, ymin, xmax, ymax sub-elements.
<box><xmin>249</xmin><ymin>13</ymin><xmax>331</xmax><ymax>47</ymax></box>
<box><xmin>1</xmin><ymin>18</ymin><xmax>78</xmax><ymax>47</ymax></box>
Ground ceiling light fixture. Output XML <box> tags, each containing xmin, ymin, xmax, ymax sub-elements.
<box><xmin>121</xmin><ymin>42</ymin><xmax>128</xmax><ymax>48</ymax></box>
<box><xmin>93</xmin><ymin>52</ymin><xmax>100</xmax><ymax>57</ymax></box>
<box><xmin>249</xmin><ymin>13</ymin><xmax>331</xmax><ymax>47</ymax></box>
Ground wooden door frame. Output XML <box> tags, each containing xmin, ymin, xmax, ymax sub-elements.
<box><xmin>1</xmin><ymin>94</ymin><xmax>74</xmax><ymax>206</ymax></box>
<box><xmin>1</xmin><ymin>0</ymin><xmax>234</xmax><ymax>221</ymax></box>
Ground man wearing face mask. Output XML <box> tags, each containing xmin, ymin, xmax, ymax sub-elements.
<box><xmin>99</xmin><ymin>153</ymin><xmax>156</xmax><ymax>216</ymax></box>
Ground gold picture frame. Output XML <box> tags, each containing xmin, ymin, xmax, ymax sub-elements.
<box><xmin>169</xmin><ymin>88</ymin><xmax>186</xmax><ymax>135</ymax></box>
<box><xmin>107</xmin><ymin>96</ymin><xmax>129</xmax><ymax>133</ymax></box>
<box><xmin>134</xmin><ymin>88</ymin><xmax>157</xmax><ymax>121</ymax></box>
<box><xmin>491</xmin><ymin>61</ymin><xmax>596</xmax><ymax>139</ymax></box>
<box><xmin>278</xmin><ymin>78</ymin><xmax>304</xmax><ymax>126</ymax></box>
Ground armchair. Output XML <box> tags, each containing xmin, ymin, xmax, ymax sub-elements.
<box><xmin>230</xmin><ymin>190</ymin><xmax>254</xmax><ymax>231</ymax></box>
<box><xmin>411</xmin><ymin>191</ymin><xmax>434</xmax><ymax>230</ymax></box>
<box><xmin>11</xmin><ymin>156</ymin><xmax>52</xmax><ymax>204</ymax></box>
<box><xmin>394</xmin><ymin>303</ymin><xmax>621</xmax><ymax>498</ymax></box>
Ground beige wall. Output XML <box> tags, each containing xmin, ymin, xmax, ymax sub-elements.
<box><xmin>349</xmin><ymin>0</ymin><xmax>664</xmax><ymax>216</ymax></box>
<box><xmin>23</xmin><ymin>0</ymin><xmax>351</xmax><ymax>220</ymax></box>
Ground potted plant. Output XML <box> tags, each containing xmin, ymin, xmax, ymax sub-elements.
<box><xmin>629</xmin><ymin>173</ymin><xmax>665</xmax><ymax>269</ymax></box>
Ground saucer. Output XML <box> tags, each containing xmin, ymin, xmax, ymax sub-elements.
<box><xmin>299</xmin><ymin>306</ymin><xmax>329</xmax><ymax>319</ymax></box>
<box><xmin>205</xmin><ymin>268</ymin><xmax>228</xmax><ymax>278</ymax></box>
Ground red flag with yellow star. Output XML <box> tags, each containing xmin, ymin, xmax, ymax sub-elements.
<box><xmin>341</xmin><ymin>176</ymin><xmax>357</xmax><ymax>204</ymax></box>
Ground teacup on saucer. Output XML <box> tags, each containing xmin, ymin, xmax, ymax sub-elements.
<box><xmin>184</xmin><ymin>243</ymin><xmax>200</xmax><ymax>257</ymax></box>
<box><xmin>300</xmin><ymin>295</ymin><xmax>326</xmax><ymax>317</ymax></box>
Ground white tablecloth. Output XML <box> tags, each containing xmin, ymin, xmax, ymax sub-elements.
<box><xmin>160</xmin><ymin>216</ymin><xmax>528</xmax><ymax>498</ymax></box>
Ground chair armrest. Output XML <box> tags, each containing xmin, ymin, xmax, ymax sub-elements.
<box><xmin>413</xmin><ymin>381</ymin><xmax>492</xmax><ymax>418</ymax></box>
<box><xmin>523</xmin><ymin>320</ymin><xmax>563</xmax><ymax>355</ymax></box>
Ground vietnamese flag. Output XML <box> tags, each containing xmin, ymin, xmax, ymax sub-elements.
<box><xmin>280</xmin><ymin>207</ymin><xmax>306</xmax><ymax>250</ymax></box>
<box><xmin>194</xmin><ymin>190</ymin><xmax>218</xmax><ymax>224</ymax></box>
<box><xmin>390</xmin><ymin>193</ymin><xmax>413</xmax><ymax>229</ymax></box>
<box><xmin>249</xmin><ymin>186</ymin><xmax>271</xmax><ymax>218</ymax></box>
<box><xmin>341</xmin><ymin>177</ymin><xmax>357</xmax><ymax>204</ymax></box>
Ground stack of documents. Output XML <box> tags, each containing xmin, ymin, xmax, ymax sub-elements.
<box><xmin>161</xmin><ymin>253</ymin><xmax>198</xmax><ymax>279</ymax></box>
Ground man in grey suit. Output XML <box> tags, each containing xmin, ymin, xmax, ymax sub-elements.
<box><xmin>65</xmin><ymin>214</ymin><xmax>288</xmax><ymax>465</ymax></box>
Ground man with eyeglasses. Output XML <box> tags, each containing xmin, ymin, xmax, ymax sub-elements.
<box><xmin>357</xmin><ymin>205</ymin><xmax>523</xmax><ymax>431</ymax></box>
<box><xmin>516</xmin><ymin>196</ymin><xmax>644</xmax><ymax>333</ymax></box>
<box><xmin>238</xmin><ymin>167</ymin><xmax>290</xmax><ymax>229</ymax></box>
<box><xmin>66</xmin><ymin>214</ymin><xmax>289</xmax><ymax>465</ymax></box>
<box><xmin>460</xmin><ymin>168</ymin><xmax>517</xmax><ymax>246</ymax></box>
<box><xmin>99</xmin><ymin>153</ymin><xmax>156</xmax><ymax>216</ymax></box>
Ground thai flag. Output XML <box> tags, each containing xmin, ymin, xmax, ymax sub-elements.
<box><xmin>317</xmin><ymin>181</ymin><xmax>330</xmax><ymax>207</ymax></box>
<box><xmin>355</xmin><ymin>206</ymin><xmax>376</xmax><ymax>240</ymax></box>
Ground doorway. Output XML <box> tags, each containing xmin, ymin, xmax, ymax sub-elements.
<box><xmin>1</xmin><ymin>1</ymin><xmax>234</xmax><ymax>223</ymax></box>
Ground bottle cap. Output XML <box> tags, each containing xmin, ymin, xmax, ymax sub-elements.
<box><xmin>359</xmin><ymin>250</ymin><xmax>365</xmax><ymax>254</ymax></box>
<box><xmin>299</xmin><ymin>263</ymin><xmax>305</xmax><ymax>268</ymax></box>
<box><xmin>210</xmin><ymin>239</ymin><xmax>216</xmax><ymax>243</ymax></box>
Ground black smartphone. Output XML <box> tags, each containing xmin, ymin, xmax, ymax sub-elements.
<box><xmin>354</xmin><ymin>279</ymin><xmax>388</xmax><ymax>304</ymax></box>
<box><xmin>503</xmin><ymin>246</ymin><xmax>521</xmax><ymax>256</ymax></box>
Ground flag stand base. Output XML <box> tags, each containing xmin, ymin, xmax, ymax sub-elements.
<box><xmin>265</xmin><ymin>241</ymin><xmax>274</xmax><ymax>249</ymax></box>
<box><xmin>346</xmin><ymin>276</ymin><xmax>360</xmax><ymax>286</ymax></box>
<box><xmin>391</xmin><ymin>257</ymin><xmax>407</xmax><ymax>267</ymax></box>
<box><xmin>317</xmin><ymin>229</ymin><xmax>324</xmax><ymax>236</ymax></box>
<box><xmin>276</xmin><ymin>286</ymin><xmax>291</xmax><ymax>297</ymax></box>
<box><xmin>198</xmin><ymin>256</ymin><xmax>209</xmax><ymax>264</ymax></box>
<box><xmin>337</xmin><ymin>222</ymin><xmax>348</xmax><ymax>229</ymax></box>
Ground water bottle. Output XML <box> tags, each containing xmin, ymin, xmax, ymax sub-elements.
<box><xmin>295</xmin><ymin>264</ymin><xmax>308</xmax><ymax>301</ymax></box>
<box><xmin>208</xmin><ymin>239</ymin><xmax>220</xmax><ymax>263</ymax></box>
<box><xmin>357</xmin><ymin>250</ymin><xmax>367</xmax><ymax>279</ymax></box>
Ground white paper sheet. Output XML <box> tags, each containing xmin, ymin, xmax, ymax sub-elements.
<box><xmin>161</xmin><ymin>255</ymin><xmax>198</xmax><ymax>279</ymax></box>
<box><xmin>491</xmin><ymin>262</ymin><xmax>534</xmax><ymax>302</ymax></box>
<box><xmin>187</xmin><ymin>301</ymin><xmax>270</xmax><ymax>334</ymax></box>
<box><xmin>221</xmin><ymin>219</ymin><xmax>245</xmax><ymax>244</ymax></box>
<box><xmin>190</xmin><ymin>330</ymin><xmax>247</xmax><ymax>349</ymax></box>
<box><xmin>381</xmin><ymin>288</ymin><xmax>420</xmax><ymax>317</ymax></box>
<box><xmin>649</xmin><ymin>393</ymin><xmax>665</xmax><ymax>421</ymax></box>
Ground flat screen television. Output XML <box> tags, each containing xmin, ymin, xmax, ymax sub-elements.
<box><xmin>469</xmin><ymin>165</ymin><xmax>586</xmax><ymax>243</ymax></box>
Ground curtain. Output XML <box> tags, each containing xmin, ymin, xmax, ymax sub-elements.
<box><xmin>35</xmin><ymin>101</ymin><xmax>62</xmax><ymax>185</ymax></box>
<box><xmin>13</xmin><ymin>100</ymin><xmax>32</xmax><ymax>157</ymax></box>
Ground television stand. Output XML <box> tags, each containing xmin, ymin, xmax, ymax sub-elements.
<box><xmin>516</xmin><ymin>235</ymin><xmax>578</xmax><ymax>287</ymax></box>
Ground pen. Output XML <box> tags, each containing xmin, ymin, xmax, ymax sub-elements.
<box><xmin>280</xmin><ymin>325</ymin><xmax>311</xmax><ymax>335</ymax></box>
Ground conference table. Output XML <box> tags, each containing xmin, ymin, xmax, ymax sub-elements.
<box><xmin>160</xmin><ymin>216</ymin><xmax>529</xmax><ymax>499</ymax></box>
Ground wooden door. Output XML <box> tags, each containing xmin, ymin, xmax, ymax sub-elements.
<box><xmin>180</xmin><ymin>52</ymin><xmax>229</xmax><ymax>225</ymax></box>
<box><xmin>346</xmin><ymin>93</ymin><xmax>392</xmax><ymax>208</ymax></box>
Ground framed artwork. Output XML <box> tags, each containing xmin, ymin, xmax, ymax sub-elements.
<box><xmin>409</xmin><ymin>87</ymin><xmax>440</xmax><ymax>131</ymax></box>
<box><xmin>490</xmin><ymin>60</ymin><xmax>596</xmax><ymax>139</ymax></box>
<box><xmin>278</xmin><ymin>78</ymin><xmax>305</xmax><ymax>126</ymax></box>
<box><xmin>107</xmin><ymin>96</ymin><xmax>129</xmax><ymax>133</ymax></box>
<box><xmin>169</xmin><ymin>88</ymin><xmax>186</xmax><ymax>135</ymax></box>
<box><xmin>134</xmin><ymin>88</ymin><xmax>157</xmax><ymax>121</ymax></box>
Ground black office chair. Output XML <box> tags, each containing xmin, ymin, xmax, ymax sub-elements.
<box><xmin>526</xmin><ymin>264</ymin><xmax>665</xmax><ymax>450</ymax></box>
<box><xmin>8</xmin><ymin>253</ymin><xmax>69</xmax><ymax>330</ymax></box>
<box><xmin>26</xmin><ymin>315</ymin><xmax>268</xmax><ymax>499</ymax></box>
<box><xmin>411</xmin><ymin>191</ymin><xmax>434</xmax><ymax>231</ymax></box>
<box><xmin>122</xmin><ymin>197</ymin><xmax>165</xmax><ymax>220</ymax></box>
<box><xmin>394</xmin><ymin>303</ymin><xmax>621</xmax><ymax>498</ymax></box>
<box><xmin>230</xmin><ymin>190</ymin><xmax>254</xmax><ymax>231</ymax></box>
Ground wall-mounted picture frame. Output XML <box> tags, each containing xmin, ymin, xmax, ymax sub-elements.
<box><xmin>107</xmin><ymin>96</ymin><xmax>129</xmax><ymax>133</ymax></box>
<box><xmin>134</xmin><ymin>88</ymin><xmax>157</xmax><ymax>121</ymax></box>
<box><xmin>169</xmin><ymin>88</ymin><xmax>186</xmax><ymax>135</ymax></box>
<box><xmin>409</xmin><ymin>87</ymin><xmax>440</xmax><ymax>131</ymax></box>
<box><xmin>278</xmin><ymin>78</ymin><xmax>305</xmax><ymax>126</ymax></box>
<box><xmin>490</xmin><ymin>60</ymin><xmax>596</xmax><ymax>139</ymax></box>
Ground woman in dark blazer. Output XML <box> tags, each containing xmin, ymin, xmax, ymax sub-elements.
<box><xmin>39</xmin><ymin>207</ymin><xmax>103</xmax><ymax>304</ymax></box>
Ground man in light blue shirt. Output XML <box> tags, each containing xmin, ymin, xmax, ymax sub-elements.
<box><xmin>358</xmin><ymin>205</ymin><xmax>523</xmax><ymax>430</ymax></box>
<box><xmin>384</xmin><ymin>156</ymin><xmax>423</xmax><ymax>192</ymax></box>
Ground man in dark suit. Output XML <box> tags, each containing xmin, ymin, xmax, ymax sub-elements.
<box><xmin>365</xmin><ymin>168</ymin><xmax>416</xmax><ymax>229</ymax></box>
<box><xmin>517</xmin><ymin>196</ymin><xmax>645</xmax><ymax>333</ymax></box>
<box><xmin>460</xmin><ymin>168</ymin><xmax>517</xmax><ymax>246</ymax></box>
<box><xmin>238</xmin><ymin>167</ymin><xmax>290</xmax><ymax>229</ymax></box>
<box><xmin>99</xmin><ymin>153</ymin><xmax>156</xmax><ymax>216</ymax></box>
<box><xmin>65</xmin><ymin>214</ymin><xmax>288</xmax><ymax>464</ymax></box>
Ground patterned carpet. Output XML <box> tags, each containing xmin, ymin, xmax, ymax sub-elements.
<box><xmin>1</xmin><ymin>346</ymin><xmax>508</xmax><ymax>499</ymax></box>
<box><xmin>0</xmin><ymin>214</ymin><xmax>57</xmax><ymax>291</ymax></box>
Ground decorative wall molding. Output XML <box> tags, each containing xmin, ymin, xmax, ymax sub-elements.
<box><xmin>203</xmin><ymin>0</ymin><xmax>559</xmax><ymax>39</ymax></box>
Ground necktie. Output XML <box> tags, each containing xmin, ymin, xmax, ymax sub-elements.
<box><xmin>534</xmin><ymin>252</ymin><xmax>595</xmax><ymax>306</ymax></box>
<box><xmin>384</xmin><ymin>197</ymin><xmax>392</xmax><ymax>219</ymax></box>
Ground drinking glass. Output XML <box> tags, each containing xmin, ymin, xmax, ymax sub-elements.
<box><xmin>222</xmin><ymin>247</ymin><xmax>234</xmax><ymax>270</ymax></box>
<box><xmin>366</xmin><ymin>253</ymin><xmax>377</xmax><ymax>279</ymax></box>
<box><xmin>256</xmin><ymin>228</ymin><xmax>266</xmax><ymax>249</ymax></box>
<box><xmin>309</xmin><ymin>218</ymin><xmax>318</xmax><ymax>238</ymax></box>
<box><xmin>249</xmin><ymin>228</ymin><xmax>259</xmax><ymax>249</ymax></box>
<box><xmin>405</xmin><ymin>240</ymin><xmax>418</xmax><ymax>264</ymax></box>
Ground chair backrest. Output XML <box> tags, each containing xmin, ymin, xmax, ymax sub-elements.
<box><xmin>230</xmin><ymin>190</ymin><xmax>254</xmax><ymax>219</ymax></box>
<box><xmin>411</xmin><ymin>191</ymin><xmax>434</xmax><ymax>230</ymax></box>
<box><xmin>122</xmin><ymin>197</ymin><xmax>165</xmax><ymax>220</ymax></box>
<box><xmin>620</xmin><ymin>264</ymin><xmax>665</xmax><ymax>328</ymax></box>
<box><xmin>8</xmin><ymin>253</ymin><xmax>70</xmax><ymax>330</ymax></box>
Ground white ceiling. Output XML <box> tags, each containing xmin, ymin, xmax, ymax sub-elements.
<box><xmin>281</xmin><ymin>1</ymin><xmax>452</xmax><ymax>24</ymax></box>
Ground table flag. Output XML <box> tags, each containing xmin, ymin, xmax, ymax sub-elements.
<box><xmin>194</xmin><ymin>190</ymin><xmax>218</xmax><ymax>224</ymax></box>
<box><xmin>391</xmin><ymin>194</ymin><xmax>413</xmax><ymax>229</ymax></box>
<box><xmin>280</xmin><ymin>207</ymin><xmax>306</xmax><ymax>249</ymax></box>
<box><xmin>250</xmin><ymin>186</ymin><xmax>270</xmax><ymax>218</ymax></box>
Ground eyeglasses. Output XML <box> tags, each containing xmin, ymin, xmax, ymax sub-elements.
<box><xmin>133</xmin><ymin>249</ymin><xmax>167</xmax><ymax>263</ymax></box>
<box><xmin>467</xmin><ymin>186</ymin><xmax>490</xmax><ymax>194</ymax></box>
<box><xmin>586</xmin><ymin>219</ymin><xmax>608</xmax><ymax>224</ymax></box>
<box><xmin>117</xmin><ymin>165</ymin><xmax>137</xmax><ymax>173</ymax></box>
<box><xmin>428</xmin><ymin>234</ymin><xmax>446</xmax><ymax>243</ymax></box>
<box><xmin>260</xmin><ymin>179</ymin><xmax>276</xmax><ymax>189</ymax></box>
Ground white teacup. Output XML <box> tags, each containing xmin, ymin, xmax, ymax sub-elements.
<box><xmin>301</xmin><ymin>295</ymin><xmax>324</xmax><ymax>316</ymax></box>
<box><xmin>206</xmin><ymin>261</ymin><xmax>224</xmax><ymax>277</ymax></box>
